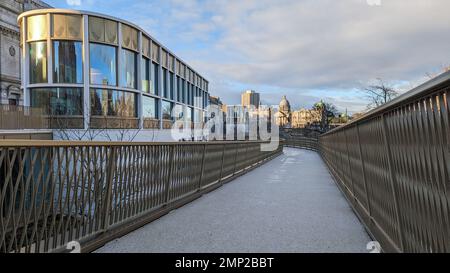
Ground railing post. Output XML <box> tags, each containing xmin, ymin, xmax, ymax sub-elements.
<box><xmin>164</xmin><ymin>145</ymin><xmax>175</xmax><ymax>204</ymax></box>
<box><xmin>197</xmin><ymin>144</ymin><xmax>207</xmax><ymax>190</ymax></box>
<box><xmin>102</xmin><ymin>146</ymin><xmax>116</xmax><ymax>231</ymax></box>
<box><xmin>219</xmin><ymin>144</ymin><xmax>226</xmax><ymax>184</ymax></box>
<box><xmin>356</xmin><ymin>123</ymin><xmax>372</xmax><ymax>219</ymax></box>
<box><xmin>381</xmin><ymin>114</ymin><xmax>405</xmax><ymax>251</ymax></box>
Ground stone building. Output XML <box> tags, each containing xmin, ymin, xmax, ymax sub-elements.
<box><xmin>275</xmin><ymin>95</ymin><xmax>291</xmax><ymax>128</ymax></box>
<box><xmin>291</xmin><ymin>108</ymin><xmax>325</xmax><ymax>129</ymax></box>
<box><xmin>0</xmin><ymin>0</ymin><xmax>51</xmax><ymax>105</ymax></box>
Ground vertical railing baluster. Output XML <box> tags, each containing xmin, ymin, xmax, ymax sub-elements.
<box><xmin>164</xmin><ymin>145</ymin><xmax>175</xmax><ymax>204</ymax></box>
<box><xmin>197</xmin><ymin>144</ymin><xmax>207</xmax><ymax>190</ymax></box>
<box><xmin>219</xmin><ymin>144</ymin><xmax>226</xmax><ymax>184</ymax></box>
<box><xmin>381</xmin><ymin>113</ymin><xmax>405</xmax><ymax>251</ymax></box>
<box><xmin>102</xmin><ymin>146</ymin><xmax>116</xmax><ymax>231</ymax></box>
<box><xmin>356</xmin><ymin>123</ymin><xmax>372</xmax><ymax>219</ymax></box>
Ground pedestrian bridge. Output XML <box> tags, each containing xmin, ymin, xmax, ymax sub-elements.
<box><xmin>96</xmin><ymin>148</ymin><xmax>370</xmax><ymax>253</ymax></box>
<box><xmin>0</xmin><ymin>71</ymin><xmax>449</xmax><ymax>253</ymax></box>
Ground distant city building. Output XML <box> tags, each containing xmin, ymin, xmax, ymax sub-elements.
<box><xmin>0</xmin><ymin>0</ymin><xmax>51</xmax><ymax>105</ymax></box>
<box><xmin>241</xmin><ymin>90</ymin><xmax>260</xmax><ymax>108</ymax></box>
<box><xmin>275</xmin><ymin>95</ymin><xmax>291</xmax><ymax>128</ymax></box>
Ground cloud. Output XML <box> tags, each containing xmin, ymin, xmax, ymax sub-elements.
<box><xmin>66</xmin><ymin>0</ymin><xmax>82</xmax><ymax>6</ymax></box>
<box><xmin>50</xmin><ymin>0</ymin><xmax>450</xmax><ymax>113</ymax></box>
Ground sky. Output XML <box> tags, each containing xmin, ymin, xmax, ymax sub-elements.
<box><xmin>46</xmin><ymin>0</ymin><xmax>450</xmax><ymax>114</ymax></box>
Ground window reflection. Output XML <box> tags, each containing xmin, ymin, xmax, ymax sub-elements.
<box><xmin>161</xmin><ymin>100</ymin><xmax>173</xmax><ymax>120</ymax></box>
<box><xmin>27</xmin><ymin>15</ymin><xmax>48</xmax><ymax>41</ymax></box>
<box><xmin>176</xmin><ymin>76</ymin><xmax>182</xmax><ymax>102</ymax></box>
<box><xmin>151</xmin><ymin>62</ymin><xmax>158</xmax><ymax>95</ymax></box>
<box><xmin>169</xmin><ymin>72</ymin><xmax>174</xmax><ymax>100</ymax></box>
<box><xmin>30</xmin><ymin>88</ymin><xmax>83</xmax><ymax>115</ymax></box>
<box><xmin>29</xmin><ymin>41</ymin><xmax>47</xmax><ymax>84</ymax></box>
<box><xmin>53</xmin><ymin>41</ymin><xmax>83</xmax><ymax>83</ymax></box>
<box><xmin>142</xmin><ymin>96</ymin><xmax>157</xmax><ymax>118</ymax></box>
<box><xmin>181</xmin><ymin>79</ymin><xmax>186</xmax><ymax>103</ymax></box>
<box><xmin>120</xmin><ymin>49</ymin><xmax>137</xmax><ymax>89</ymax></box>
<box><xmin>90</xmin><ymin>43</ymin><xmax>117</xmax><ymax>86</ymax></box>
<box><xmin>141</xmin><ymin>57</ymin><xmax>150</xmax><ymax>92</ymax></box>
<box><xmin>162</xmin><ymin>68</ymin><xmax>168</xmax><ymax>98</ymax></box>
<box><xmin>90</xmin><ymin>89</ymin><xmax>137</xmax><ymax>117</ymax></box>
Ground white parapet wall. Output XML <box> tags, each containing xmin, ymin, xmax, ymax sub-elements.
<box><xmin>52</xmin><ymin>128</ymin><xmax>207</xmax><ymax>142</ymax></box>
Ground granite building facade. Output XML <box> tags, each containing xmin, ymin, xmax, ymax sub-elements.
<box><xmin>0</xmin><ymin>0</ymin><xmax>50</xmax><ymax>105</ymax></box>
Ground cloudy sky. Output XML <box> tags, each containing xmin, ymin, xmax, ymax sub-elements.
<box><xmin>47</xmin><ymin>0</ymin><xmax>450</xmax><ymax>113</ymax></box>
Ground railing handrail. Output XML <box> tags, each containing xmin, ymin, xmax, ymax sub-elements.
<box><xmin>322</xmin><ymin>70</ymin><xmax>450</xmax><ymax>136</ymax></box>
<box><xmin>0</xmin><ymin>139</ymin><xmax>272</xmax><ymax>147</ymax></box>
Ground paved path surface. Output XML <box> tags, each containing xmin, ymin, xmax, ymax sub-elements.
<box><xmin>97</xmin><ymin>148</ymin><xmax>371</xmax><ymax>253</ymax></box>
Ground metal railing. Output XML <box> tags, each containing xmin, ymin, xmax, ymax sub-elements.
<box><xmin>283</xmin><ymin>137</ymin><xmax>319</xmax><ymax>151</ymax></box>
<box><xmin>0</xmin><ymin>140</ymin><xmax>282</xmax><ymax>253</ymax></box>
<box><xmin>318</xmin><ymin>72</ymin><xmax>450</xmax><ymax>252</ymax></box>
<box><xmin>0</xmin><ymin>105</ymin><xmax>48</xmax><ymax>129</ymax></box>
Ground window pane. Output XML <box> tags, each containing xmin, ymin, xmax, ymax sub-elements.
<box><xmin>161</xmin><ymin>50</ymin><xmax>167</xmax><ymax>68</ymax></box>
<box><xmin>30</xmin><ymin>88</ymin><xmax>83</xmax><ymax>115</ymax></box>
<box><xmin>121</xmin><ymin>24</ymin><xmax>138</xmax><ymax>51</ymax></box>
<box><xmin>141</xmin><ymin>57</ymin><xmax>150</xmax><ymax>92</ymax></box>
<box><xmin>169</xmin><ymin>72</ymin><xmax>174</xmax><ymax>100</ymax></box>
<box><xmin>90</xmin><ymin>43</ymin><xmax>117</xmax><ymax>86</ymax></box>
<box><xmin>105</xmin><ymin>19</ymin><xmax>118</xmax><ymax>44</ymax></box>
<box><xmin>89</xmin><ymin>16</ymin><xmax>105</xmax><ymax>42</ymax></box>
<box><xmin>177</xmin><ymin>77</ymin><xmax>181</xmax><ymax>102</ymax></box>
<box><xmin>194</xmin><ymin>109</ymin><xmax>202</xmax><ymax>123</ymax></box>
<box><xmin>52</xmin><ymin>14</ymin><xmax>82</xmax><ymax>40</ymax></box>
<box><xmin>122</xmin><ymin>91</ymin><xmax>137</xmax><ymax>117</ymax></box>
<box><xmin>186</xmin><ymin>107</ymin><xmax>193</xmax><ymax>122</ymax></box>
<box><xmin>27</xmin><ymin>15</ymin><xmax>47</xmax><ymax>41</ymax></box>
<box><xmin>151</xmin><ymin>62</ymin><xmax>158</xmax><ymax>95</ymax></box>
<box><xmin>29</xmin><ymin>41</ymin><xmax>47</xmax><ymax>84</ymax></box>
<box><xmin>89</xmin><ymin>17</ymin><xmax>118</xmax><ymax>44</ymax></box>
<box><xmin>53</xmin><ymin>41</ymin><xmax>83</xmax><ymax>83</ymax></box>
<box><xmin>161</xmin><ymin>100</ymin><xmax>173</xmax><ymax>120</ymax></box>
<box><xmin>174</xmin><ymin>104</ymin><xmax>183</xmax><ymax>121</ymax></box>
<box><xmin>120</xmin><ymin>49</ymin><xmax>137</xmax><ymax>89</ymax></box>
<box><xmin>162</xmin><ymin>68</ymin><xmax>168</xmax><ymax>98</ymax></box>
<box><xmin>142</xmin><ymin>36</ymin><xmax>150</xmax><ymax>58</ymax></box>
<box><xmin>142</xmin><ymin>96</ymin><xmax>157</xmax><ymax>118</ymax></box>
<box><xmin>90</xmin><ymin>88</ymin><xmax>105</xmax><ymax>115</ymax></box>
<box><xmin>90</xmin><ymin>89</ymin><xmax>136</xmax><ymax>117</ymax></box>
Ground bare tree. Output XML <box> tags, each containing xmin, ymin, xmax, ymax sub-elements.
<box><xmin>363</xmin><ymin>78</ymin><xmax>398</xmax><ymax>110</ymax></box>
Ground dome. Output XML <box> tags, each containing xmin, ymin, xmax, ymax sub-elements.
<box><xmin>279</xmin><ymin>95</ymin><xmax>291</xmax><ymax>112</ymax></box>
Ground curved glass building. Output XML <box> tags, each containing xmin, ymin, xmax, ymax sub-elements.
<box><xmin>17</xmin><ymin>9</ymin><xmax>209</xmax><ymax>132</ymax></box>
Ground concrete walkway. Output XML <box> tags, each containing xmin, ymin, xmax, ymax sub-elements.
<box><xmin>97</xmin><ymin>147</ymin><xmax>371</xmax><ymax>253</ymax></box>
